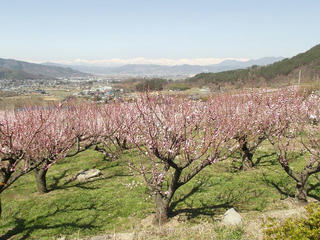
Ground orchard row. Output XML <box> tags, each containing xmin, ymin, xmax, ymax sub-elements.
<box><xmin>0</xmin><ymin>88</ymin><xmax>319</xmax><ymax>222</ymax></box>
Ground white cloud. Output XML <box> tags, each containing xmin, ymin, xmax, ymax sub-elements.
<box><xmin>35</xmin><ymin>57</ymin><xmax>250</xmax><ymax>66</ymax></box>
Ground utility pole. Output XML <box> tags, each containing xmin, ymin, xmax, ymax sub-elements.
<box><xmin>298</xmin><ymin>69</ymin><xmax>301</xmax><ymax>85</ymax></box>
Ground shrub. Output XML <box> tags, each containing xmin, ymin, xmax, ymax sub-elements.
<box><xmin>263</xmin><ymin>203</ymin><xmax>320</xmax><ymax>240</ymax></box>
<box><xmin>135</xmin><ymin>78</ymin><xmax>168</xmax><ymax>92</ymax></box>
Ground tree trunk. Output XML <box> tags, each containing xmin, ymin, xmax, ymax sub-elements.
<box><xmin>295</xmin><ymin>175</ymin><xmax>309</xmax><ymax>202</ymax></box>
<box><xmin>241</xmin><ymin>152</ymin><xmax>254</xmax><ymax>170</ymax></box>
<box><xmin>35</xmin><ymin>168</ymin><xmax>48</xmax><ymax>194</ymax></box>
<box><xmin>0</xmin><ymin>170</ymin><xmax>10</xmax><ymax>217</ymax></box>
<box><xmin>116</xmin><ymin>137</ymin><xmax>128</xmax><ymax>150</ymax></box>
<box><xmin>122</xmin><ymin>139</ymin><xmax>128</xmax><ymax>150</ymax></box>
<box><xmin>0</xmin><ymin>171</ymin><xmax>9</xmax><ymax>217</ymax></box>
<box><xmin>153</xmin><ymin>192</ymin><xmax>170</xmax><ymax>225</ymax></box>
<box><xmin>240</xmin><ymin>141</ymin><xmax>254</xmax><ymax>171</ymax></box>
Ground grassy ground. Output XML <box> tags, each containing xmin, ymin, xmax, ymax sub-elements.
<box><xmin>1</xmin><ymin>145</ymin><xmax>319</xmax><ymax>239</ymax></box>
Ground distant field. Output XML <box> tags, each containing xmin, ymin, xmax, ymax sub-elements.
<box><xmin>45</xmin><ymin>89</ymin><xmax>76</xmax><ymax>99</ymax></box>
<box><xmin>0</xmin><ymin>95</ymin><xmax>47</xmax><ymax>110</ymax></box>
<box><xmin>0</xmin><ymin>88</ymin><xmax>75</xmax><ymax>109</ymax></box>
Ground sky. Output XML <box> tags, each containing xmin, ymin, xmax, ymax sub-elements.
<box><xmin>0</xmin><ymin>0</ymin><xmax>320</xmax><ymax>66</ymax></box>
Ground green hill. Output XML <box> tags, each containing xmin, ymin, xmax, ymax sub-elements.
<box><xmin>0</xmin><ymin>58</ymin><xmax>88</xmax><ymax>80</ymax></box>
<box><xmin>188</xmin><ymin>44</ymin><xmax>320</xmax><ymax>87</ymax></box>
<box><xmin>0</xmin><ymin>67</ymin><xmax>40</xmax><ymax>80</ymax></box>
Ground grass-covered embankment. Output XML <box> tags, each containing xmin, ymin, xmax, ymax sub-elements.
<box><xmin>1</xmin><ymin>145</ymin><xmax>319</xmax><ymax>239</ymax></box>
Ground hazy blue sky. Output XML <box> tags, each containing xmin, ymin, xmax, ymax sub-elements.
<box><xmin>1</xmin><ymin>0</ymin><xmax>319</xmax><ymax>65</ymax></box>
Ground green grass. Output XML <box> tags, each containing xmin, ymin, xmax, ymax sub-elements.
<box><xmin>215</xmin><ymin>226</ymin><xmax>244</xmax><ymax>240</ymax></box>
<box><xmin>1</xmin><ymin>147</ymin><xmax>319</xmax><ymax>239</ymax></box>
<box><xmin>1</xmin><ymin>150</ymin><xmax>153</xmax><ymax>239</ymax></box>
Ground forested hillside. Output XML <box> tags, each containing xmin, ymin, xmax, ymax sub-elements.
<box><xmin>189</xmin><ymin>44</ymin><xmax>320</xmax><ymax>87</ymax></box>
<box><xmin>0</xmin><ymin>67</ymin><xmax>40</xmax><ymax>80</ymax></box>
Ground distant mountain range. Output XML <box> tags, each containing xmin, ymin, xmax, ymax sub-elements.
<box><xmin>0</xmin><ymin>56</ymin><xmax>284</xmax><ymax>81</ymax></box>
<box><xmin>188</xmin><ymin>44</ymin><xmax>320</xmax><ymax>86</ymax></box>
<box><xmin>44</xmin><ymin>57</ymin><xmax>284</xmax><ymax>77</ymax></box>
<box><xmin>0</xmin><ymin>58</ymin><xmax>88</xmax><ymax>80</ymax></box>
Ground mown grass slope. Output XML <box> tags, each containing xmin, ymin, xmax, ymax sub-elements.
<box><xmin>1</xmin><ymin>145</ymin><xmax>319</xmax><ymax>239</ymax></box>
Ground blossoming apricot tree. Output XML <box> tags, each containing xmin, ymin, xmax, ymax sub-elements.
<box><xmin>263</xmin><ymin>88</ymin><xmax>320</xmax><ymax>201</ymax></box>
<box><xmin>126</xmin><ymin>94</ymin><xmax>239</xmax><ymax>224</ymax></box>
